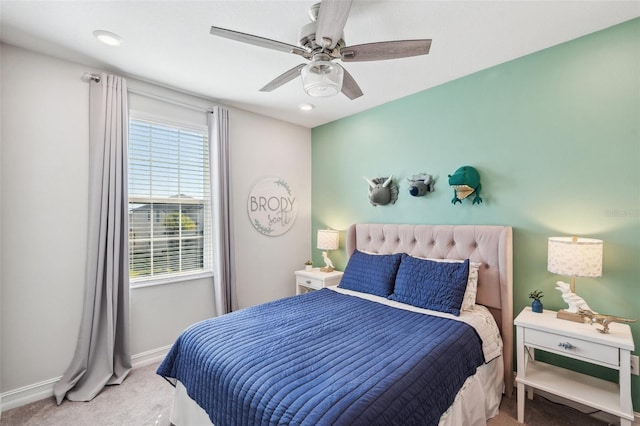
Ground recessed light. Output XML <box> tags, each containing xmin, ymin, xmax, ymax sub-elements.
<box><xmin>298</xmin><ymin>103</ymin><xmax>315</xmax><ymax>111</ymax></box>
<box><xmin>93</xmin><ymin>30</ymin><xmax>123</xmax><ymax>47</ymax></box>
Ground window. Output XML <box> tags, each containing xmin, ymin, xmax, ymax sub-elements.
<box><xmin>128</xmin><ymin>116</ymin><xmax>212</xmax><ymax>285</ymax></box>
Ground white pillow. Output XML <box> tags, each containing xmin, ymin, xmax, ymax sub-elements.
<box><xmin>411</xmin><ymin>256</ymin><xmax>481</xmax><ymax>311</ymax></box>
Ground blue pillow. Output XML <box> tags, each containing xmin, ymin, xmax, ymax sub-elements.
<box><xmin>338</xmin><ymin>250</ymin><xmax>402</xmax><ymax>297</ymax></box>
<box><xmin>389</xmin><ymin>255</ymin><xmax>470</xmax><ymax>316</ymax></box>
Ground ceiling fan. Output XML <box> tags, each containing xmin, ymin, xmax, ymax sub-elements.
<box><xmin>209</xmin><ymin>0</ymin><xmax>431</xmax><ymax>100</ymax></box>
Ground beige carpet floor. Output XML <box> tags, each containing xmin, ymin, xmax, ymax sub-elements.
<box><xmin>1</xmin><ymin>363</ymin><xmax>173</xmax><ymax>426</ymax></box>
<box><xmin>1</xmin><ymin>363</ymin><xmax>613</xmax><ymax>426</ymax></box>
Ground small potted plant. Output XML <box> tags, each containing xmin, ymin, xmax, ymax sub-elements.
<box><xmin>529</xmin><ymin>290</ymin><xmax>544</xmax><ymax>313</ymax></box>
<box><xmin>304</xmin><ymin>260</ymin><xmax>313</xmax><ymax>272</ymax></box>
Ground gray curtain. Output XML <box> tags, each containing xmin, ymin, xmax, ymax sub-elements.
<box><xmin>54</xmin><ymin>73</ymin><xmax>131</xmax><ymax>404</ymax></box>
<box><xmin>209</xmin><ymin>107</ymin><xmax>238</xmax><ymax>315</ymax></box>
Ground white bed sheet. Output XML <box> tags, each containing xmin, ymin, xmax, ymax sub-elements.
<box><xmin>167</xmin><ymin>287</ymin><xmax>504</xmax><ymax>425</ymax></box>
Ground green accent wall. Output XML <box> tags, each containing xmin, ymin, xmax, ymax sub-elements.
<box><xmin>312</xmin><ymin>18</ymin><xmax>640</xmax><ymax>410</ymax></box>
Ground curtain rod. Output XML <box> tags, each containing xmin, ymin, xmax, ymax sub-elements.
<box><xmin>83</xmin><ymin>72</ymin><xmax>101</xmax><ymax>83</ymax></box>
<box><xmin>82</xmin><ymin>72</ymin><xmax>214</xmax><ymax>113</ymax></box>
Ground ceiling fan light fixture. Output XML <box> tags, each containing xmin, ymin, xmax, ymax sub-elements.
<box><xmin>301</xmin><ymin>60</ymin><xmax>343</xmax><ymax>97</ymax></box>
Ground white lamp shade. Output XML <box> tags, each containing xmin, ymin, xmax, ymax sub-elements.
<box><xmin>317</xmin><ymin>229</ymin><xmax>339</xmax><ymax>251</ymax></box>
<box><xmin>301</xmin><ymin>61</ymin><xmax>343</xmax><ymax>97</ymax></box>
<box><xmin>547</xmin><ymin>236</ymin><xmax>603</xmax><ymax>278</ymax></box>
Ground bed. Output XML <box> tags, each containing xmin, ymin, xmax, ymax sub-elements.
<box><xmin>158</xmin><ymin>223</ymin><xmax>513</xmax><ymax>425</ymax></box>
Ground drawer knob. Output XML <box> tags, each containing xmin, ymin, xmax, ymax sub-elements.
<box><xmin>306</xmin><ymin>280</ymin><xmax>311</xmax><ymax>284</ymax></box>
<box><xmin>558</xmin><ymin>342</ymin><xmax>575</xmax><ymax>350</ymax></box>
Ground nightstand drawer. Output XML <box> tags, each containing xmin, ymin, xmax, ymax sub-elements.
<box><xmin>525</xmin><ymin>328</ymin><xmax>619</xmax><ymax>367</ymax></box>
<box><xmin>295</xmin><ymin>269</ymin><xmax>343</xmax><ymax>295</ymax></box>
<box><xmin>296</xmin><ymin>275</ymin><xmax>323</xmax><ymax>290</ymax></box>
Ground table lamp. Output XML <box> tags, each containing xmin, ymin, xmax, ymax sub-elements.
<box><xmin>317</xmin><ymin>229</ymin><xmax>339</xmax><ymax>272</ymax></box>
<box><xmin>547</xmin><ymin>236</ymin><xmax>603</xmax><ymax>322</ymax></box>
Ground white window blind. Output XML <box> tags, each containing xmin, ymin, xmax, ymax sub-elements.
<box><xmin>128</xmin><ymin>117</ymin><xmax>212</xmax><ymax>284</ymax></box>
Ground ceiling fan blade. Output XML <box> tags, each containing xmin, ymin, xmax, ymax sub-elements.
<box><xmin>340</xmin><ymin>65</ymin><xmax>363</xmax><ymax>100</ymax></box>
<box><xmin>259</xmin><ymin>64</ymin><xmax>306</xmax><ymax>92</ymax></box>
<box><xmin>210</xmin><ymin>26</ymin><xmax>310</xmax><ymax>58</ymax></box>
<box><xmin>340</xmin><ymin>39</ymin><xmax>431</xmax><ymax>62</ymax></box>
<box><xmin>315</xmin><ymin>0</ymin><xmax>353</xmax><ymax>49</ymax></box>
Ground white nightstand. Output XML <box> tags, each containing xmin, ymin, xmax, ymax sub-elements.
<box><xmin>294</xmin><ymin>269</ymin><xmax>343</xmax><ymax>295</ymax></box>
<box><xmin>515</xmin><ymin>307</ymin><xmax>635</xmax><ymax>425</ymax></box>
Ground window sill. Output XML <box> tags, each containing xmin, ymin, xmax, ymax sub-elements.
<box><xmin>130</xmin><ymin>271</ymin><xmax>213</xmax><ymax>289</ymax></box>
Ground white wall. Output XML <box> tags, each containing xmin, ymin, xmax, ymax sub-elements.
<box><xmin>1</xmin><ymin>45</ymin><xmax>90</xmax><ymax>395</ymax></box>
<box><xmin>229</xmin><ymin>107</ymin><xmax>311</xmax><ymax>309</ymax></box>
<box><xmin>0</xmin><ymin>43</ymin><xmax>311</xmax><ymax>408</ymax></box>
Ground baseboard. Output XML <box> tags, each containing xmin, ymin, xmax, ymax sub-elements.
<box><xmin>131</xmin><ymin>344</ymin><xmax>172</xmax><ymax>369</ymax></box>
<box><xmin>0</xmin><ymin>376</ymin><xmax>62</xmax><ymax>412</ymax></box>
<box><xmin>0</xmin><ymin>345</ymin><xmax>171</xmax><ymax>413</ymax></box>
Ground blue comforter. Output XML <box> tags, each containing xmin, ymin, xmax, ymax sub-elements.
<box><xmin>157</xmin><ymin>289</ymin><xmax>485</xmax><ymax>426</ymax></box>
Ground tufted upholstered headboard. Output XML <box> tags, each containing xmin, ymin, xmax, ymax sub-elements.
<box><xmin>346</xmin><ymin>223</ymin><xmax>514</xmax><ymax>396</ymax></box>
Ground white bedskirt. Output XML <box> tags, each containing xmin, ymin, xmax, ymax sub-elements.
<box><xmin>168</xmin><ymin>355</ymin><xmax>503</xmax><ymax>426</ymax></box>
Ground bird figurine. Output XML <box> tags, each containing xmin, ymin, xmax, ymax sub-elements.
<box><xmin>579</xmin><ymin>309</ymin><xmax>637</xmax><ymax>334</ymax></box>
<box><xmin>555</xmin><ymin>281</ymin><xmax>596</xmax><ymax>314</ymax></box>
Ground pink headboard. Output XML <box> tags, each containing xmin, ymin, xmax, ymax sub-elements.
<box><xmin>346</xmin><ymin>223</ymin><xmax>514</xmax><ymax>396</ymax></box>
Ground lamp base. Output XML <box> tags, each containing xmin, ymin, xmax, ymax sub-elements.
<box><xmin>556</xmin><ymin>309</ymin><xmax>585</xmax><ymax>323</ymax></box>
<box><xmin>319</xmin><ymin>266</ymin><xmax>334</xmax><ymax>273</ymax></box>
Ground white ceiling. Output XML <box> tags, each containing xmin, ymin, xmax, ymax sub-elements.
<box><xmin>1</xmin><ymin>1</ymin><xmax>638</xmax><ymax>128</ymax></box>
